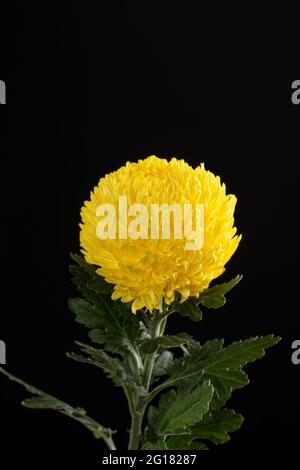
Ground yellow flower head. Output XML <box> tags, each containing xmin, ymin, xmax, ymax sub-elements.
<box><xmin>80</xmin><ymin>156</ymin><xmax>241</xmax><ymax>313</ymax></box>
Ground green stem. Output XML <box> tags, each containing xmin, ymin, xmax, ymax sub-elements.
<box><xmin>144</xmin><ymin>315</ymin><xmax>167</xmax><ymax>391</ymax></box>
<box><xmin>128</xmin><ymin>411</ymin><xmax>144</xmax><ymax>450</ymax></box>
<box><xmin>144</xmin><ymin>379</ymin><xmax>174</xmax><ymax>407</ymax></box>
<box><xmin>127</xmin><ymin>309</ymin><xmax>167</xmax><ymax>450</ymax></box>
<box><xmin>104</xmin><ymin>436</ymin><xmax>117</xmax><ymax>450</ymax></box>
<box><xmin>123</xmin><ymin>384</ymin><xmax>136</xmax><ymax>418</ymax></box>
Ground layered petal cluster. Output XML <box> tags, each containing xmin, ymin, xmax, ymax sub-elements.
<box><xmin>80</xmin><ymin>156</ymin><xmax>241</xmax><ymax>313</ymax></box>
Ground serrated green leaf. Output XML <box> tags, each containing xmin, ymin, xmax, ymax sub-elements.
<box><xmin>141</xmin><ymin>439</ymin><xmax>168</xmax><ymax>450</ymax></box>
<box><xmin>175</xmin><ymin>298</ymin><xmax>202</xmax><ymax>321</ymax></box>
<box><xmin>0</xmin><ymin>367</ymin><xmax>115</xmax><ymax>445</ymax></box>
<box><xmin>150</xmin><ymin>343</ymin><xmax>205</xmax><ymax>393</ymax></box>
<box><xmin>69</xmin><ymin>264</ymin><xmax>98</xmax><ymax>301</ymax></box>
<box><xmin>70</xmin><ymin>253</ymin><xmax>98</xmax><ymax>277</ymax></box>
<box><xmin>69</xmin><ymin>254</ymin><xmax>148</xmax><ymax>358</ymax></box>
<box><xmin>158</xmin><ymin>388</ymin><xmax>177</xmax><ymax>413</ymax></box>
<box><xmin>69</xmin><ymin>265</ymin><xmax>111</xmax><ymax>315</ymax></box>
<box><xmin>86</xmin><ymin>300</ymin><xmax>142</xmax><ymax>353</ymax></box>
<box><xmin>70</xmin><ymin>253</ymin><xmax>113</xmax><ymax>295</ymax></box>
<box><xmin>69</xmin><ymin>290</ymin><xmax>144</xmax><ymax>356</ymax></box>
<box><xmin>139</xmin><ymin>333</ymin><xmax>194</xmax><ymax>354</ymax></box>
<box><xmin>87</xmin><ymin>278</ymin><xmax>113</xmax><ymax>295</ymax></box>
<box><xmin>144</xmin><ymin>390</ymin><xmax>176</xmax><ymax>444</ymax></box>
<box><xmin>190</xmin><ymin>408</ymin><xmax>244</xmax><ymax>444</ymax></box>
<box><xmin>88</xmin><ymin>329</ymin><xmax>107</xmax><ymax>344</ymax></box>
<box><xmin>165</xmin><ymin>335</ymin><xmax>280</xmax><ymax>409</ymax></box>
<box><xmin>202</xmin><ymin>335</ymin><xmax>280</xmax><ymax>407</ymax></box>
<box><xmin>67</xmin><ymin>342</ymin><xmax>136</xmax><ymax>388</ymax></box>
<box><xmin>156</xmin><ymin>381</ymin><xmax>214</xmax><ymax>434</ymax></box>
<box><xmin>69</xmin><ymin>254</ymin><xmax>113</xmax><ymax>316</ymax></box>
<box><xmin>199</xmin><ymin>275</ymin><xmax>242</xmax><ymax>309</ymax></box>
<box><xmin>150</xmin><ymin>335</ymin><xmax>281</xmax><ymax>411</ymax></box>
<box><xmin>147</xmin><ymin>404</ymin><xmax>160</xmax><ymax>428</ymax></box>
<box><xmin>166</xmin><ymin>435</ymin><xmax>208</xmax><ymax>450</ymax></box>
<box><xmin>68</xmin><ymin>298</ymin><xmax>103</xmax><ymax>328</ymax></box>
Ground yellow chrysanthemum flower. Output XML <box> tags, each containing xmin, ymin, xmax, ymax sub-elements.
<box><xmin>80</xmin><ymin>156</ymin><xmax>241</xmax><ymax>313</ymax></box>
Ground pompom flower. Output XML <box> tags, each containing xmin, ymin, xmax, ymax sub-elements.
<box><xmin>80</xmin><ymin>156</ymin><xmax>241</xmax><ymax>313</ymax></box>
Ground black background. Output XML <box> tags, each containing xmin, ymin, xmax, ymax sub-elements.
<box><xmin>0</xmin><ymin>3</ymin><xmax>300</xmax><ymax>451</ymax></box>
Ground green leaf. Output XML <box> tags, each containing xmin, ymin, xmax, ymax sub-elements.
<box><xmin>69</xmin><ymin>254</ymin><xmax>148</xmax><ymax>357</ymax></box>
<box><xmin>156</xmin><ymin>381</ymin><xmax>214</xmax><ymax>434</ymax></box>
<box><xmin>175</xmin><ymin>298</ymin><xmax>202</xmax><ymax>321</ymax></box>
<box><xmin>153</xmin><ymin>351</ymin><xmax>174</xmax><ymax>378</ymax></box>
<box><xmin>139</xmin><ymin>333</ymin><xmax>194</xmax><ymax>354</ymax></box>
<box><xmin>0</xmin><ymin>367</ymin><xmax>115</xmax><ymax>445</ymax></box>
<box><xmin>68</xmin><ymin>298</ymin><xmax>103</xmax><ymax>328</ymax></box>
<box><xmin>141</xmin><ymin>439</ymin><xmax>168</xmax><ymax>450</ymax></box>
<box><xmin>88</xmin><ymin>298</ymin><xmax>143</xmax><ymax>351</ymax></box>
<box><xmin>151</xmin><ymin>346</ymin><xmax>205</xmax><ymax>393</ymax></box>
<box><xmin>199</xmin><ymin>275</ymin><xmax>242</xmax><ymax>309</ymax></box>
<box><xmin>202</xmin><ymin>335</ymin><xmax>281</xmax><ymax>407</ymax></box>
<box><xmin>70</xmin><ymin>253</ymin><xmax>98</xmax><ymax>277</ymax></box>
<box><xmin>70</xmin><ymin>253</ymin><xmax>113</xmax><ymax>295</ymax></box>
<box><xmin>166</xmin><ymin>335</ymin><xmax>281</xmax><ymax>409</ymax></box>
<box><xmin>144</xmin><ymin>390</ymin><xmax>176</xmax><ymax>444</ymax></box>
<box><xmin>143</xmin><ymin>392</ymin><xmax>171</xmax><ymax>446</ymax></box>
<box><xmin>67</xmin><ymin>342</ymin><xmax>131</xmax><ymax>387</ymax></box>
<box><xmin>69</xmin><ymin>264</ymin><xmax>113</xmax><ymax>316</ymax></box>
<box><xmin>166</xmin><ymin>435</ymin><xmax>208</xmax><ymax>450</ymax></box>
<box><xmin>87</xmin><ymin>278</ymin><xmax>114</xmax><ymax>296</ymax></box>
<box><xmin>190</xmin><ymin>408</ymin><xmax>244</xmax><ymax>444</ymax></box>
<box><xmin>88</xmin><ymin>329</ymin><xmax>108</xmax><ymax>345</ymax></box>
<box><xmin>145</xmin><ymin>337</ymin><xmax>278</xmax><ymax>448</ymax></box>
<box><xmin>69</xmin><ymin>291</ymin><xmax>144</xmax><ymax>356</ymax></box>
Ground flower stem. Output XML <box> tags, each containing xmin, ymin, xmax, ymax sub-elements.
<box><xmin>128</xmin><ymin>410</ymin><xmax>144</xmax><ymax>450</ymax></box>
<box><xmin>127</xmin><ymin>309</ymin><xmax>167</xmax><ymax>450</ymax></box>
<box><xmin>144</xmin><ymin>315</ymin><xmax>167</xmax><ymax>391</ymax></box>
